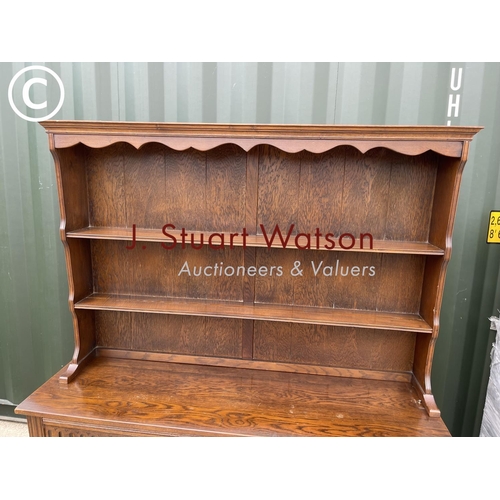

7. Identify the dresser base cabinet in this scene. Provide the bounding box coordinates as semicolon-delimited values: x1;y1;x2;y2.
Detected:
16;122;482;436
21;355;450;437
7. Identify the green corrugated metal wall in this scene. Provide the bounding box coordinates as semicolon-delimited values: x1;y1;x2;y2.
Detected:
1;62;499;435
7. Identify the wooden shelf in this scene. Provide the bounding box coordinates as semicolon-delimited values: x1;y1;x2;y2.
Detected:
66;226;445;255
15;356;451;437
18;122;481;435
75;293;432;333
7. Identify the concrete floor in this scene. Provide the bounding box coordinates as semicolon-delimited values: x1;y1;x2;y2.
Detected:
0;419;29;437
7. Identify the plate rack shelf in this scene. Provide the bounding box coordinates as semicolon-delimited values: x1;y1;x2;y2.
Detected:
16;122;481;436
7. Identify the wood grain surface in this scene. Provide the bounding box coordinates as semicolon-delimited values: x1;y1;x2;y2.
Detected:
42;121;481;158
67;226;445;255
75;293;432;333
17;356;450;437
16;122;481;433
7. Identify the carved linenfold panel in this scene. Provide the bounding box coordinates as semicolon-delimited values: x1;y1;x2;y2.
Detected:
44;426;113;437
